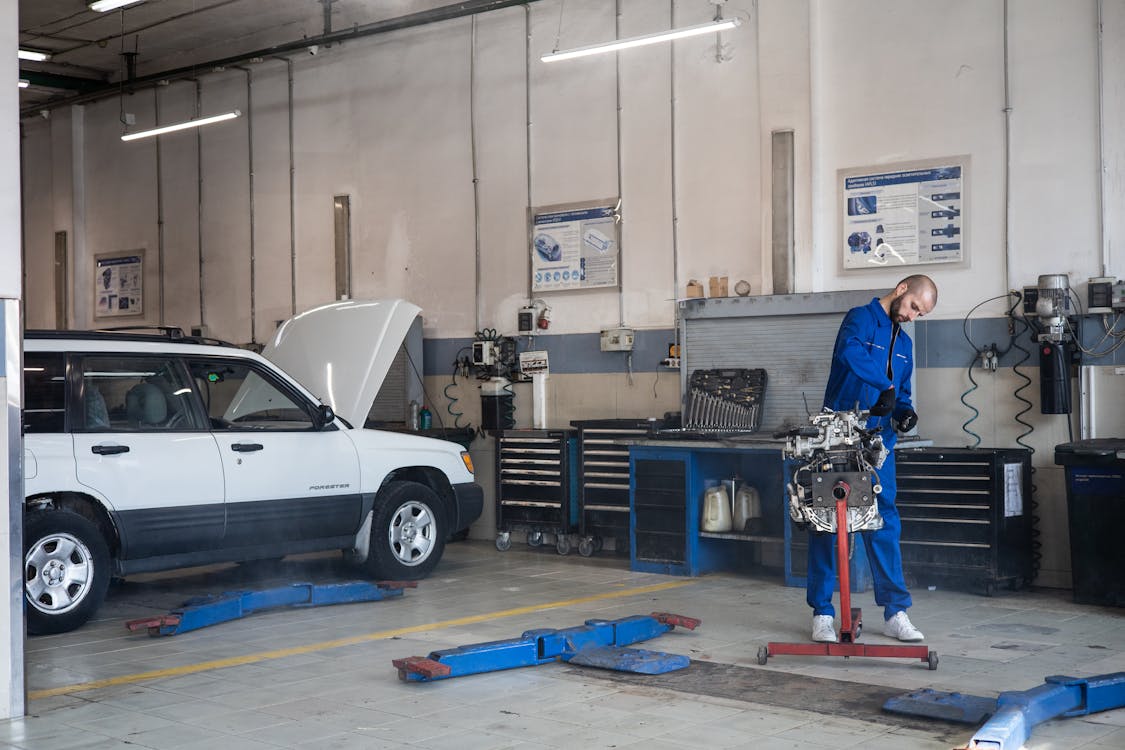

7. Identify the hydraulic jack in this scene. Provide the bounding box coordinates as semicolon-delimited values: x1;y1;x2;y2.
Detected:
393;612;700;682
758;479;937;669
125;580;415;636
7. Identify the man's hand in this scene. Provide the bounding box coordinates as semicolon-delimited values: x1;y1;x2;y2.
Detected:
869;387;896;416
896;409;918;433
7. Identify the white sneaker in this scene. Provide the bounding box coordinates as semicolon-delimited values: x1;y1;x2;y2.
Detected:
811;615;837;643
883;611;924;641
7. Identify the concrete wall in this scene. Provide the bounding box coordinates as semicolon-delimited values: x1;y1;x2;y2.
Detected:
19;0;1125;585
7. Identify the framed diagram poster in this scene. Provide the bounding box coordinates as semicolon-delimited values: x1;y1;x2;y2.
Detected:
839;156;968;270
94;251;144;317
530;199;620;292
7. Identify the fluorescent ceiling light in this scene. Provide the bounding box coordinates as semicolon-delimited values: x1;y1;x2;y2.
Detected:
541;17;741;63
18;49;51;62
18;79;29;89
121;110;241;141
89;0;146;12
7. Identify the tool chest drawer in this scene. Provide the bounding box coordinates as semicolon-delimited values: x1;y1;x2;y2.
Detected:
494;429;577;553
571;419;654;555
895;447;1033;595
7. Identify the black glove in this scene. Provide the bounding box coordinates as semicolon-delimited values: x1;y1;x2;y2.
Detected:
869;387;896;417
896;409;918;433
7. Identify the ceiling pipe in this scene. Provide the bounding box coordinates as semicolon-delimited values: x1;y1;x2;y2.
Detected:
22;0;547;118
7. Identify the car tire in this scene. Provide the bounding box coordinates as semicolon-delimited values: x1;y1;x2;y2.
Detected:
24;510;111;635
364;481;446;580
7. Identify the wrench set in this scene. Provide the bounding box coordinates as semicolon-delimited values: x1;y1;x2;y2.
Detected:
683;368;767;432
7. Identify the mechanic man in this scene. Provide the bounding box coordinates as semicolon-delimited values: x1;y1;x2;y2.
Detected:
809;274;938;644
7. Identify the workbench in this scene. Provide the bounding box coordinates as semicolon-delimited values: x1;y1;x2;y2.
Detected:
628;438;872;590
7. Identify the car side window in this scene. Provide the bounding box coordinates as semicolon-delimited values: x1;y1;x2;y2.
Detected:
24;352;67;433
188;358;315;431
77;355;204;432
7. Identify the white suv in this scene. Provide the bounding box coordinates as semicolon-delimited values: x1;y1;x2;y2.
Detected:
22;300;481;634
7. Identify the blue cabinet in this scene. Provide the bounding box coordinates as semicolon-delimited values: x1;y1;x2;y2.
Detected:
628;440;872;593
628;441;786;577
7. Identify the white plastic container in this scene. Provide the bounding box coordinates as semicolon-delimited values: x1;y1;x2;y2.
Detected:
701;485;733;532
733;485;762;533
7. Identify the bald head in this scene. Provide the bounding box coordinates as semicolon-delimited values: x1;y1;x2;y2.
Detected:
882;274;937;323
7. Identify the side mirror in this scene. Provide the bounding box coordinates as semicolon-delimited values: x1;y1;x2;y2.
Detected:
314;404;335;429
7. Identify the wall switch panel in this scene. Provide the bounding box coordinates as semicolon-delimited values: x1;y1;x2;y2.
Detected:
600;327;635;352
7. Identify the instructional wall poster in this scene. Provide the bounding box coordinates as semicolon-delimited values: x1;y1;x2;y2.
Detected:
95;252;144;317
530;199;620;292
840;157;968;270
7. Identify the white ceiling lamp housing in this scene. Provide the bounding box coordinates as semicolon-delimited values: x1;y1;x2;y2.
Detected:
121;110;241;142
18;49;51;62
541;17;741;63
89;0;146;12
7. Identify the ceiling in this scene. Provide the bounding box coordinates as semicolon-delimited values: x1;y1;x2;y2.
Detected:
16;0;524;112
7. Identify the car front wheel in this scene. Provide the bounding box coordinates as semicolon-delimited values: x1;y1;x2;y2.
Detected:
24;510;111;635
364;481;446;580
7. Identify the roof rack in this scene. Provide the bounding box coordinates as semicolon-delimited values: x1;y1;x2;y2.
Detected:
24;328;238;348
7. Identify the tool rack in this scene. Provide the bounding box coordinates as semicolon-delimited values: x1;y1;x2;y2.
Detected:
570;419;653;557
494;428;578;555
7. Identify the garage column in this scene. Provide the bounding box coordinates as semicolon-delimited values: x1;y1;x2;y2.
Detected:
1;0;26;721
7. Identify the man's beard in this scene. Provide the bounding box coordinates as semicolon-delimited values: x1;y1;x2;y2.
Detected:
889;296;903;322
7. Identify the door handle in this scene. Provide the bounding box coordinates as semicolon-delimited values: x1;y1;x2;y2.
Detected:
91;444;130;455
231;443;264;453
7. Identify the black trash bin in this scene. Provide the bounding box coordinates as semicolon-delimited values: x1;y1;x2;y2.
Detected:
1054;439;1125;607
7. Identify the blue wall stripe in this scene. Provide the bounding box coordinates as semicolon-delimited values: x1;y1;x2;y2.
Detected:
421;315;1125;376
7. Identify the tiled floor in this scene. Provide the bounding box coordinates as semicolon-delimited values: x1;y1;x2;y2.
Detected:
5;541;1125;749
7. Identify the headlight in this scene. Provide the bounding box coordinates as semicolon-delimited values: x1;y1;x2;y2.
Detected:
460;451;474;475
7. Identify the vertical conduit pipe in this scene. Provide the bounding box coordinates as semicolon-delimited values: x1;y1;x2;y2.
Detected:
615;0;625;328
154;87;165;324
1096;0;1108;276
240;66;257;344
669;0;680;303
470;15;483;332
196;79;205;331
525;4;534;301
1002;0;1012;295
670;0;684;396
286;58;296;316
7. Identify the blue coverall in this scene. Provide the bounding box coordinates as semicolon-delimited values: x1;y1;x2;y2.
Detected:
807;297;914;621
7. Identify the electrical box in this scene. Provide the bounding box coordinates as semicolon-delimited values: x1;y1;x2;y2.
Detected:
1113;281;1125;311
472;340;496;366
1088;276;1115;314
600;327;634;352
1021;286;1039;316
517;306;536;335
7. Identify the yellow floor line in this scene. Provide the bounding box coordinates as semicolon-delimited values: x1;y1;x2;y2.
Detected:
30;579;695;700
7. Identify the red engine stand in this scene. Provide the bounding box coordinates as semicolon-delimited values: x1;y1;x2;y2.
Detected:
758;479;937;670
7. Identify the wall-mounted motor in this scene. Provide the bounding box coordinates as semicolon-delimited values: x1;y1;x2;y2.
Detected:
1031;274;1075;414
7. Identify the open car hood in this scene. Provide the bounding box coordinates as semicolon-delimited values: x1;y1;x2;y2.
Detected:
262;299;421;427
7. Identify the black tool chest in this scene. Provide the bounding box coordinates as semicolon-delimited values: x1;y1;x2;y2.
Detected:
570;419;653;556
494;429;578;555
895;447;1033;595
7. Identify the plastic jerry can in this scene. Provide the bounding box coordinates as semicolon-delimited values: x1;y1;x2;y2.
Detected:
701;485;733;532
733;485;762;533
